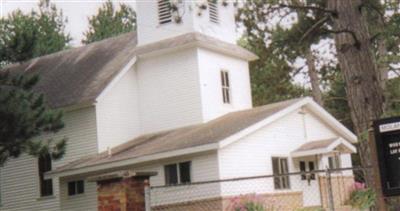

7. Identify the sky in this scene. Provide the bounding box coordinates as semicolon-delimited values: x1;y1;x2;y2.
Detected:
1;0;137;46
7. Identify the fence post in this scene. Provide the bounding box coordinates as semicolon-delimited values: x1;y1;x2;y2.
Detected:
145;180;151;211
326;168;335;211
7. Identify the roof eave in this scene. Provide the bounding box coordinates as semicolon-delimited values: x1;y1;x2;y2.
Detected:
45;143;219;179
136;37;258;61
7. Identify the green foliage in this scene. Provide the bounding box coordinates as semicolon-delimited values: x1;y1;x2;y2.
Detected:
323;71;353;130
82;0;136;44
228;194;277;211
0;0;70;64
236;1;312;106
240;38;307;106
0;71;66;164
383;77;400;117
296;207;325;211
237;201;266;211
348;188;376;210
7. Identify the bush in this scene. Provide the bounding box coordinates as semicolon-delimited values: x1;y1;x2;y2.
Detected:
226;194;277;211
348;182;376;210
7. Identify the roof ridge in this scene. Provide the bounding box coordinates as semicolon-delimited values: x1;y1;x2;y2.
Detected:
2;32;137;71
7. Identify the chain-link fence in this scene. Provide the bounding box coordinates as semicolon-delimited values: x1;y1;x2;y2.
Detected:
147;167;370;211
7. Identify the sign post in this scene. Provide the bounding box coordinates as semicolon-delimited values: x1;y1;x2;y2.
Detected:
373;117;400;197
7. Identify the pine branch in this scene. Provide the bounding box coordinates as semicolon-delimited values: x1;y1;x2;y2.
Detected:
299;16;330;42
278;3;338;17
358;2;385;24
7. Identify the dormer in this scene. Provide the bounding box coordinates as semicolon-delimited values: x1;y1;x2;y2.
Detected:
136;0;237;46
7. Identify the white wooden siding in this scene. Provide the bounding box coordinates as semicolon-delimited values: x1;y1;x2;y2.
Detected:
136;48;203;134
96;66;141;152
137;152;220;206
59;178;97;211
217;108;349;199
197;48;252;122
304;108;339;141
0;107;98;211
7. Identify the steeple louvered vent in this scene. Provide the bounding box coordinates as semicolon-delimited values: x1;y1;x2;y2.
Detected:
208;0;219;23
158;0;172;24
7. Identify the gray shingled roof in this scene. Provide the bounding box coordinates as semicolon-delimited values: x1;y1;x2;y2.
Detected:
54;98;304;173
2;32;257;109
2;32;137;108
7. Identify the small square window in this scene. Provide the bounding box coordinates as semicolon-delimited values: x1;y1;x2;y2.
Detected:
164;161;192;185
328;154;341;169
68;180;84;196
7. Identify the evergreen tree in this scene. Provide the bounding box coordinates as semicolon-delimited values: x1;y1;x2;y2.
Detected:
0;0;71;65
239;38;307;106
82;0;136;44
0;0;69;163
0;71;66;164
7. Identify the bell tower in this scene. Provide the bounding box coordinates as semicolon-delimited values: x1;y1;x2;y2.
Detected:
136;0;237;45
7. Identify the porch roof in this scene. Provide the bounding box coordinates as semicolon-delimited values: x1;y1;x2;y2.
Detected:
290;137;357;158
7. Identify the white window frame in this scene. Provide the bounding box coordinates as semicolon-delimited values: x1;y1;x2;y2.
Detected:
164;161;192;185
67;180;85;196
220;70;231;104
328;153;341;169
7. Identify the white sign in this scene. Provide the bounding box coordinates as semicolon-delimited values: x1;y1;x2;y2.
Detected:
380;122;400;133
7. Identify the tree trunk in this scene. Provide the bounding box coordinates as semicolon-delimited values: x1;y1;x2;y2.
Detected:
327;0;384;193
305;49;324;106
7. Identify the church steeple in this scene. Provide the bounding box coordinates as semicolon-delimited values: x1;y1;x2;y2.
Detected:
136;0;237;46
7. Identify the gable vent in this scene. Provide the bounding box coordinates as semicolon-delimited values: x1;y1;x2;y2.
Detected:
158;0;172;24
208;0;219;23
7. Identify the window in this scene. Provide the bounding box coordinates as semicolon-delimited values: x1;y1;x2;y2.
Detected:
220;70;231;104
68;180;84;196
179;161;191;183
208;0;219;23
158;0;172;24
300;161;306;180
309;161;315;180
165;163;178;185
38;153;53;197
164;161;191;185
272;157;290;189
299;161;316;180
328;154;341;169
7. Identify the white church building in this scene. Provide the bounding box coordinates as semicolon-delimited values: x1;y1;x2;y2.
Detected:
1;1;358;210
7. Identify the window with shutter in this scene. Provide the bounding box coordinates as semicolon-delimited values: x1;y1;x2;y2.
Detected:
164;161;192;185
68;180;85;196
